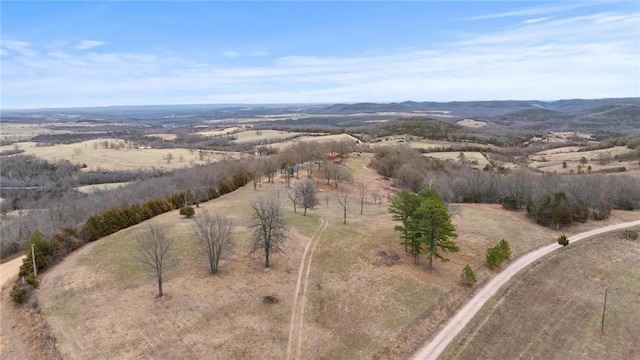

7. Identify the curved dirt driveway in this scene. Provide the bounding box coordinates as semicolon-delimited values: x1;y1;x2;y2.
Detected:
0;256;25;289
411;219;640;360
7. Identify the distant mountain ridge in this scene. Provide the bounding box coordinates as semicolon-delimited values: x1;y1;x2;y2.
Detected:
2;98;638;133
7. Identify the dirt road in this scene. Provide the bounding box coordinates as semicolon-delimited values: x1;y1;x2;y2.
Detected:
286;217;328;360
410;219;640;360
0;256;25;289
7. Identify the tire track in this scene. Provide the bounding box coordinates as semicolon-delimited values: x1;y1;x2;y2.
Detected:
286;217;329;360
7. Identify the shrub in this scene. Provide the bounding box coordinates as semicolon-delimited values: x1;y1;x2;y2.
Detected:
623;229;639;240
558;234;569;246
616;198;635;211
207;188;220;200
25;273;38;287
21;230;53;276
486;239;512;269
218;179;236;195
10;283;27;304
499;196;518;210
485;246;504;269
179;206;195;218
591;202;611;220
460;264;477;286
498;239;512;259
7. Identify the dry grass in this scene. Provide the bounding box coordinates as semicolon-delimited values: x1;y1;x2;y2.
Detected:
424;151;491;168
231;129;302;144
265;133;360;151
30;157;640;360
195;127;239;137
444;228;640;360
372;138;496;151
0;123;71;140
75;182;130;194
456;119;487;128
529;145;640;174
3;139;245;171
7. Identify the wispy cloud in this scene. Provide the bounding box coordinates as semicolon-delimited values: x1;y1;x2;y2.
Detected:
465;3;590;21
2;10;638;108
2;40;38;57
222;49;269;57
76;40;105;50
523;17;552;24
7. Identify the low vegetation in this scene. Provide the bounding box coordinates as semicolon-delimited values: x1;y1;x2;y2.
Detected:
445;232;640;359
3;99;639;359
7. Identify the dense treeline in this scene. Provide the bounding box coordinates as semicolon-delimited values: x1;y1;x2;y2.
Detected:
370;145;640;229
0;158;251;261
0;141;353;259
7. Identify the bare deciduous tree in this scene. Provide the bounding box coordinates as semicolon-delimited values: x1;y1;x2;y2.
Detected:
332;165;352;189
193;210;235;274
287;187;301;213
136;225;174;297
249;195;287;268
337;188;350;225
296;179;318;216
356;182;369;215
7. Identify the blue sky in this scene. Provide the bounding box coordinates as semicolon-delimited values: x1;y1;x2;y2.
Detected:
1;1;639;109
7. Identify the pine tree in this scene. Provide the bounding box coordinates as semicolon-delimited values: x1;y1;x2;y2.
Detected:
460;264;477;286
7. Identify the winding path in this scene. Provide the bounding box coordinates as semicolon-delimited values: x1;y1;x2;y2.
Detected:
0;256;25;288
286;217;329;360
410;219;640;360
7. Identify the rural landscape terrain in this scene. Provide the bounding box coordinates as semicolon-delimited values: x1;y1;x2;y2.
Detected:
1;98;639;359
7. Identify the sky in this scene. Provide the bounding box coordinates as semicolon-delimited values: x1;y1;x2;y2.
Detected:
1;1;639;109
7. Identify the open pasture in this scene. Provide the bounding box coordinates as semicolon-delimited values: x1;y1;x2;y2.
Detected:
444;229;640;360
456;119;487;128
231;129;303;144
2;139;244;171
423;151;491;168
0;123;72;141
529;145;640;174
195;127;240;137
74;182;131;194
8;152;639;360
373;138;497;151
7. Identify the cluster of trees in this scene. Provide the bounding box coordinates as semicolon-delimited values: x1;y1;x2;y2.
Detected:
389;188;459;270
9;169;252;304
287;179;319;215
371;144;639;229
1;158;254;261
485;239;512;268
136;193;287;298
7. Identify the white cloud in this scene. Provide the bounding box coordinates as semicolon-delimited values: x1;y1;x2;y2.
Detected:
2;40;37;57
2;10;639;108
76;40;105;50
222;49;269;57
523;17;552;24
465;3;590;21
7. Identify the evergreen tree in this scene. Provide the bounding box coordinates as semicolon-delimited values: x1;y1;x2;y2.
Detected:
413;189;459;270
460;264;477;286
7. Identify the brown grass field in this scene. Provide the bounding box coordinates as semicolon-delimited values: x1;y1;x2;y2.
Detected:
443;227;640;360
3;153;638;360
74;182;131;194
230;129;303;144
423;151;491;169
529;145;640;174
1;139;245;171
